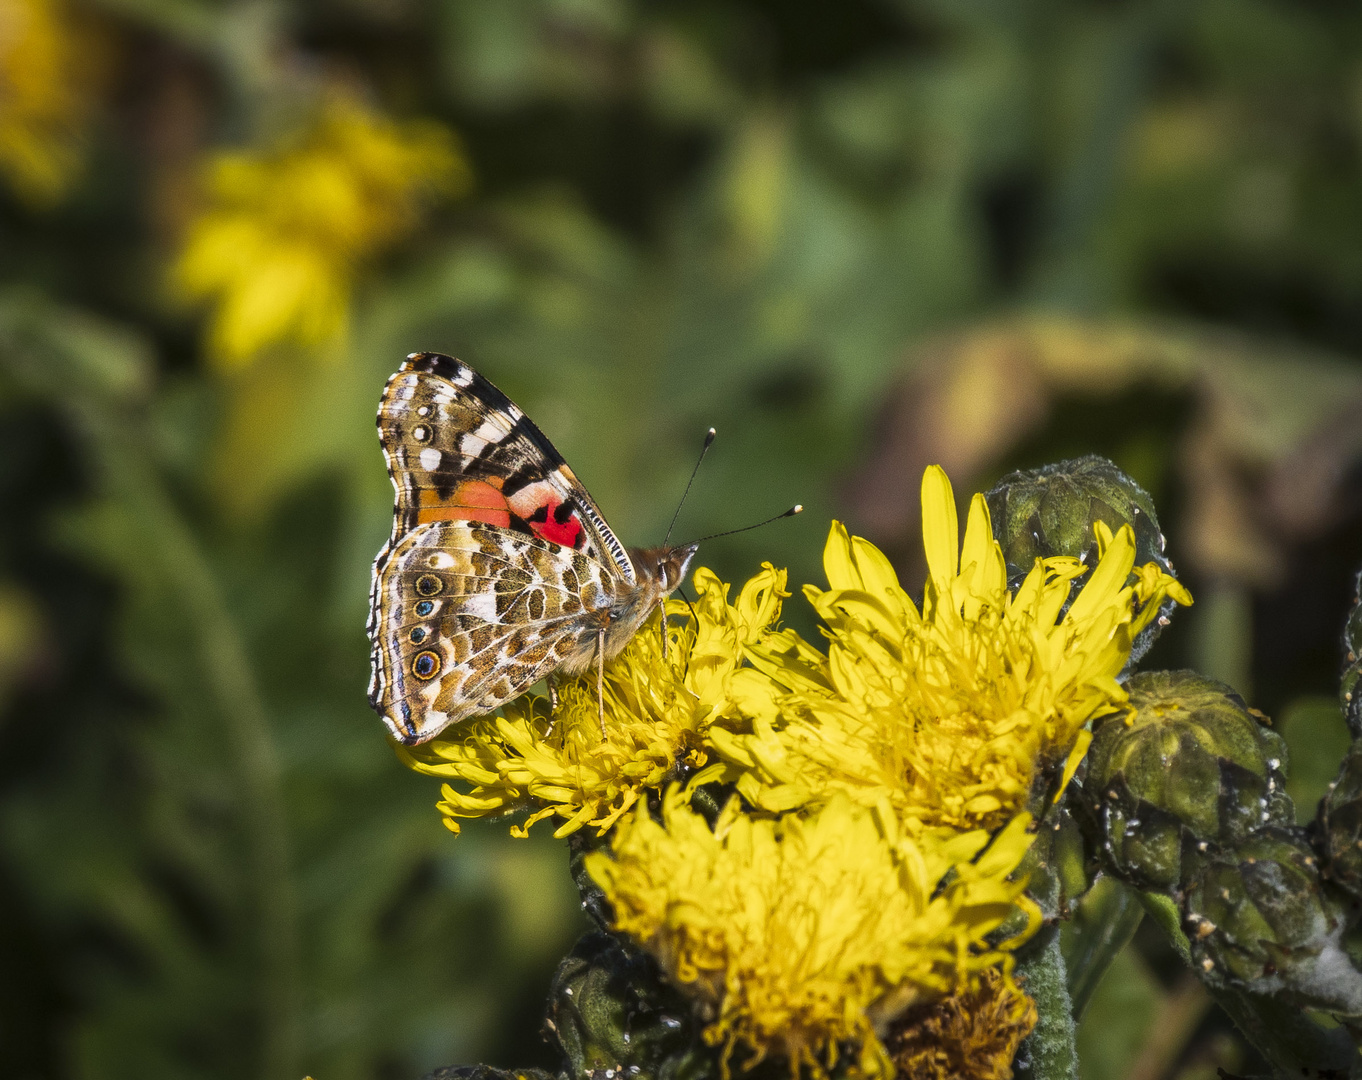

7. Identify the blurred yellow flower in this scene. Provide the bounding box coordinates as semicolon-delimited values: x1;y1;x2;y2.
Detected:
173;96;470;367
0;0;89;204
709;466;1193;833
586;788;1038;1080
398;566;786;837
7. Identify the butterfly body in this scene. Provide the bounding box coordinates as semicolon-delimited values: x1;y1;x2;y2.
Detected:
367;353;697;745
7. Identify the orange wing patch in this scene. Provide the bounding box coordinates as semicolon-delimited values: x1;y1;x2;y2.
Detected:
416;479;512;527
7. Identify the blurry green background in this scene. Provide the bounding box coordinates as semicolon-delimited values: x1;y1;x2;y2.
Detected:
3;1;1362;1079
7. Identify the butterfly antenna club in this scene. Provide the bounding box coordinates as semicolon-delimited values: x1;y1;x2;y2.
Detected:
663;427;717;546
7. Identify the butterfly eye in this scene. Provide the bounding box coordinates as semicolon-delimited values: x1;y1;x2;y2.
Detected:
414;600;434;616
412;651;441;679
409;627;428;644
415;574;444;597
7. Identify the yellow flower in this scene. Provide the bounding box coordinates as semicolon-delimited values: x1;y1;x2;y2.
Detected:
173;95;470;367
0;0;89;204
586;788;1039;1080
398;565;786;837
709;466;1193;833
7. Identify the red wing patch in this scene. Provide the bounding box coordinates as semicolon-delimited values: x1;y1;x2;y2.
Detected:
526;498;583;548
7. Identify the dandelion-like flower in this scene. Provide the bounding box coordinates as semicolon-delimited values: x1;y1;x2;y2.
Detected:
708;466;1193;833
586;788;1039;1080
173;95;470;367
0;0;89;204
399;565;787;836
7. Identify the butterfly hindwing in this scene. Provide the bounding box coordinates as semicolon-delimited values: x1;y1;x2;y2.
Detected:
377;353;635;584
369;518;615;744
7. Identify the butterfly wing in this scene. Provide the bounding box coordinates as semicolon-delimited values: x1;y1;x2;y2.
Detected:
375;352;635;583
368;518;616;744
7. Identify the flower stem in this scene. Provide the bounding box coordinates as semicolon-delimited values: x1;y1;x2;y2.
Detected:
1014;933;1078;1080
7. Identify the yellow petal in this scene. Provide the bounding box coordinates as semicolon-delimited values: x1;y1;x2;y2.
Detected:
920;465;960;592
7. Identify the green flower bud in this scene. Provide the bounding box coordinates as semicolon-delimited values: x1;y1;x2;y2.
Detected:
546;933;713;1080
1181;826;1362;1014
986;455;1171;579
1081;671;1294;891
1315;742;1362;902
985;456;1180;663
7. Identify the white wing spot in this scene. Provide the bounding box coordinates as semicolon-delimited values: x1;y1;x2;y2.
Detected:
451;366;474;387
420;448;442;471
462;592;500;623
417;406;429;417
474;416;509;440
459;415;511;459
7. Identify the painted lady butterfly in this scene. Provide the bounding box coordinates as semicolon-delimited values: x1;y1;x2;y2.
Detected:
367;353;698;745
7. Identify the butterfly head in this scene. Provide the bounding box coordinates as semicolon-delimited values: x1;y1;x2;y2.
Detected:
632;543;699;596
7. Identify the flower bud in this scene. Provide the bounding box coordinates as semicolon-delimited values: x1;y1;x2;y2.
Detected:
545;932;707;1079
1081;671;1293;891
986;456;1179;662
1315;742;1362;902
986;456;1171;580
1181;826;1362;1014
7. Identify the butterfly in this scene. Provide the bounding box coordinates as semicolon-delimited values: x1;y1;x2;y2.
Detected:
367;353;698;745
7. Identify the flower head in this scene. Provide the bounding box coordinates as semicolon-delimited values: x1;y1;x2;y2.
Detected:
709;466;1193;833
586;788;1038;1079
0;0;91;204
174;95;470;366
399;566;785;837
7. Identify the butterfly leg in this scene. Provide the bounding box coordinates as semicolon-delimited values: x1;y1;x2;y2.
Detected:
596;628;606;739
543;676;559;738
659;601;669;661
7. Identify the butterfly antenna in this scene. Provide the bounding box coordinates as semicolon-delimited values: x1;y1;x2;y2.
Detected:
684;505;803;546
663;427;717;546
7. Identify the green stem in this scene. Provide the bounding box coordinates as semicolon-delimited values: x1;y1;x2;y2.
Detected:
1015;932;1079;1080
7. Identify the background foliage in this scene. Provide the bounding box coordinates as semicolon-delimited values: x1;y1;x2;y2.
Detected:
2;1;1362;1079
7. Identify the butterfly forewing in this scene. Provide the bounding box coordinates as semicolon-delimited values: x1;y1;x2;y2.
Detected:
376;353;635;583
